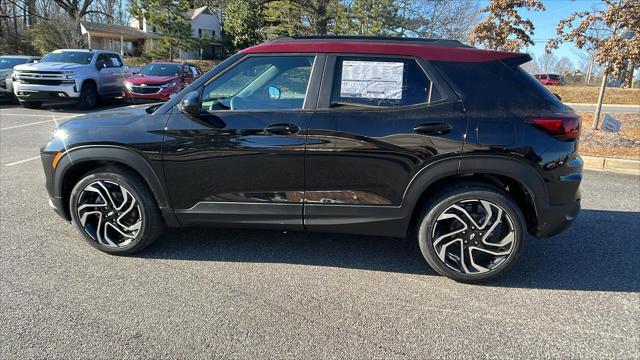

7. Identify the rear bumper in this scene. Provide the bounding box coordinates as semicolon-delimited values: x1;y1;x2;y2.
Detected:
535;196;580;238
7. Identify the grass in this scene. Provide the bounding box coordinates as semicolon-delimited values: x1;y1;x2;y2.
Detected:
546;85;640;105
577;111;640;160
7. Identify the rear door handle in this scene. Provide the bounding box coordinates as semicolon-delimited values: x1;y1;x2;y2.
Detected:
265;123;300;135
414;123;452;136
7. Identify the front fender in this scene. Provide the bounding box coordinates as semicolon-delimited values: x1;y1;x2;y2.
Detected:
52;145;178;226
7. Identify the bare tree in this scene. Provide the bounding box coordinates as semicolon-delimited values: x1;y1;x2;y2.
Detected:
537;51;558;73
547;0;640;129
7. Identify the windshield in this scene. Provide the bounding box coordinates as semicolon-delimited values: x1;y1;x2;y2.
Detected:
41;51;94;65
139;64;180;76
0;57;29;69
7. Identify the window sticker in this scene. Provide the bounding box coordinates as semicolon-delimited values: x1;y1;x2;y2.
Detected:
340;61;404;100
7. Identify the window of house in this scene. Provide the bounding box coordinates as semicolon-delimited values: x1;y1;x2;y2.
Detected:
200;56;315;112
330;56;440;108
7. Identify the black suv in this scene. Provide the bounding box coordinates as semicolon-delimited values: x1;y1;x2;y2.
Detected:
42;37;582;282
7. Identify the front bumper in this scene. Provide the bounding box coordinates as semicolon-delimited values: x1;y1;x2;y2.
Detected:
124;87;176;102
13;82;80;101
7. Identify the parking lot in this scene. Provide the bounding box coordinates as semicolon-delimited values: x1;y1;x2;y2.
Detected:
1;100;638;358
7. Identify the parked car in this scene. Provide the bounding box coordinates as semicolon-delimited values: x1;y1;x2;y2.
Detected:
534;73;564;86
41;36;582;283
124;61;201;102
0;55;40;103
12;49;130;109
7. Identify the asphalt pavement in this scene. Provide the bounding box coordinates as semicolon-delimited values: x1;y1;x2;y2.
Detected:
1;100;639;359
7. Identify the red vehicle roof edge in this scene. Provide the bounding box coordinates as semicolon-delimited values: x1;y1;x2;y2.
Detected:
241;41;525;63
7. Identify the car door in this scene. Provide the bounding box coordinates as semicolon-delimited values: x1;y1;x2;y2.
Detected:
95;54;114;94
303;54;467;236
163;54;324;229
108;54;127;94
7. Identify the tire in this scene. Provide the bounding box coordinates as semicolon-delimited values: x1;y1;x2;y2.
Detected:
78;82;97;110
416;183;526;283
22;101;42;109
69;166;164;254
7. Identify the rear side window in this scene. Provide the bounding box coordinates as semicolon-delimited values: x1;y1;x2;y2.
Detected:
330;56;440;108
108;54;123;67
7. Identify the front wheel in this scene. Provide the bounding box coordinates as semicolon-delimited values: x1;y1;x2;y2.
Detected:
69;166;164;254
417;183;526;283
78;83;97;110
22;101;42;109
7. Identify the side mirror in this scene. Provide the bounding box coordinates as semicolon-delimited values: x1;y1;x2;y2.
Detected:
179;90;201;116
268;85;281;100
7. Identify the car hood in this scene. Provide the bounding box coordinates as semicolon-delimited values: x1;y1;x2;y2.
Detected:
126;74;179;85
14;62;87;72
61;103;158;129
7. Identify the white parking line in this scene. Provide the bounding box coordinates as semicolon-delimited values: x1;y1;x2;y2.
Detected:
3;156;40;167
0;116;74;131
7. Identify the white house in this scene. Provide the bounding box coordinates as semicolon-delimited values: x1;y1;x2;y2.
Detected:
81;6;223;59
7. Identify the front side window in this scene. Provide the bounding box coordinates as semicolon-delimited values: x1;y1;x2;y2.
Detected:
201;55;315;112
330;56;438;108
42;51;94;65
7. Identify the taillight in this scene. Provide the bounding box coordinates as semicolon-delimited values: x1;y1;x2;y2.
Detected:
529;116;581;140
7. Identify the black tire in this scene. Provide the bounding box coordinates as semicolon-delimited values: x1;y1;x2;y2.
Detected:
69;166;164;254
9;93;20;105
78;82;98;110
416;183;526;283
22;101;42;109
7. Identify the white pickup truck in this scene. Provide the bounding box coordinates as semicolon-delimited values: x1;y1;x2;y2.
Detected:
12;49;131;109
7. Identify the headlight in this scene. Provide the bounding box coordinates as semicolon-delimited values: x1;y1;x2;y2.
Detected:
51;128;68;141
63;71;77;79
160;82;176;89
124;81;133;89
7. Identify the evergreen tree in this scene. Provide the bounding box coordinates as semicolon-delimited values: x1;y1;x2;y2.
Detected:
130;0;195;60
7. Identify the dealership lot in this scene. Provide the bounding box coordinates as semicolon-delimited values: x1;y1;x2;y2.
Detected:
1;102;638;359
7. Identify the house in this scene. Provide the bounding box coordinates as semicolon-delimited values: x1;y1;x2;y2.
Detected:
80;6;223;59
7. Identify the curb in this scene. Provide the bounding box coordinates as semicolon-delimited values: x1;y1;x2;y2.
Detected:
565;103;640;108
582;155;640;175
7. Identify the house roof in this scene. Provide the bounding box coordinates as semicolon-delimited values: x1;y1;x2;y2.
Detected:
242;36;528;63
80;21;159;39
186;6;213;19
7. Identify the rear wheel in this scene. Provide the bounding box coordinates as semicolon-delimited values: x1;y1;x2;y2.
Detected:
417;183;526;283
22;101;42;109
69;166;164;254
78;82;97;110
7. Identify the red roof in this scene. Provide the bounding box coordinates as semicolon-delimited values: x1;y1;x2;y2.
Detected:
241;40;523;63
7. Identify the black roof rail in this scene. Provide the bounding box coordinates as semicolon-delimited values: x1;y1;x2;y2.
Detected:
269;35;470;48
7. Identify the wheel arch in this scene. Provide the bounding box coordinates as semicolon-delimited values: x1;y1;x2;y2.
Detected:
54;146;179;226
403;155;545;237
79;78;98;92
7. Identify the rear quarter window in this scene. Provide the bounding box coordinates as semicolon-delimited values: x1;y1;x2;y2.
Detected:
330;56;441;108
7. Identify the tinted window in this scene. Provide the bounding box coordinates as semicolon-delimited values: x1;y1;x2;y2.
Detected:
201;56;315;112
331;57;436;108
0;57;28;69
549;74;561;80
42;51;94;65
140;64;181;76
96;54;110;68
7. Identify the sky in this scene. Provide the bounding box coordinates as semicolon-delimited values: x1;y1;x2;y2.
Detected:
479;0;604;68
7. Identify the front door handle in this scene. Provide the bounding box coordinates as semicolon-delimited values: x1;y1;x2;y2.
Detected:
414;123;452;136
265;123;300;135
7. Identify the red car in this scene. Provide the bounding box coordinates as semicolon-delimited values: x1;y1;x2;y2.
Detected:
534;73;564;86
124;61;201;102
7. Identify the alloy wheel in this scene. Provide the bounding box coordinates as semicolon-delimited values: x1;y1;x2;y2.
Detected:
431;199;516;275
76;180;142;248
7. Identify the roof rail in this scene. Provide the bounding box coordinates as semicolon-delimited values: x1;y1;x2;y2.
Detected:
269;35;468;48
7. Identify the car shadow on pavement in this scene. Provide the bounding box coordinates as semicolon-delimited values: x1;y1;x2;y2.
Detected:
140;209;639;293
